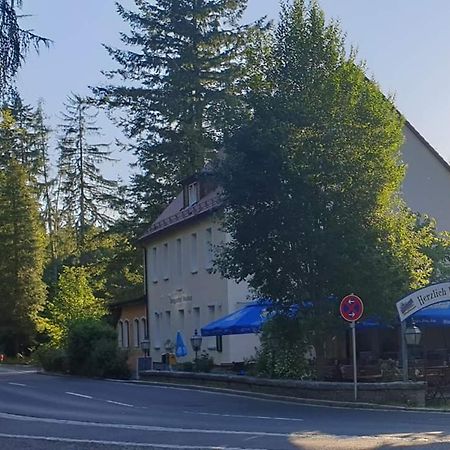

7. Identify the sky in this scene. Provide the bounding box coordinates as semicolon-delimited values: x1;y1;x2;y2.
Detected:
15;0;450;180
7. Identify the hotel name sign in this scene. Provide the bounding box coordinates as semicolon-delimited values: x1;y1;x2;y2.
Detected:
396;282;450;322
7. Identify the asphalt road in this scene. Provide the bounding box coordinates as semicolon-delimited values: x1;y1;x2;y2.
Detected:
2;366;450;449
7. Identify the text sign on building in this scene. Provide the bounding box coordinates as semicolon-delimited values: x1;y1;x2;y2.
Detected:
340;294;364;322
396;282;450;322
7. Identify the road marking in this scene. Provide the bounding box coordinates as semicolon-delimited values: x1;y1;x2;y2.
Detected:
65;392;93;399
8;382;27;387
0;433;270;449
187;411;304;422
0;411;290;437
0;370;37;375
106;400;134;407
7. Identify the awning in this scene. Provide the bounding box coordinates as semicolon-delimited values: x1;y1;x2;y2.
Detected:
201;302;269;336
411;301;450;327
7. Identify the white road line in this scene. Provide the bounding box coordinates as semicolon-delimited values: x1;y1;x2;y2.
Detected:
0;433;270;449
0;370;37;375
106;400;134;407
8;382;27;387
0;411;290;437
189;411;304;422
65;392;93;399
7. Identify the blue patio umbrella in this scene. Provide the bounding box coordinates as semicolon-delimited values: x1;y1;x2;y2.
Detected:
175;330;188;357
201;302;271;336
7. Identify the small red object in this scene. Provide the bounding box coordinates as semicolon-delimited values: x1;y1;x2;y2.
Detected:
340;294;364;322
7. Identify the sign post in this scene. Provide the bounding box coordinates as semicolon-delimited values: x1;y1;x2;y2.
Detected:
340;294;364;401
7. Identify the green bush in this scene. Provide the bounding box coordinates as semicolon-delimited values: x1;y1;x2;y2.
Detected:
256;315;314;380
34;345;68;372
66;318;130;379
195;351;214;373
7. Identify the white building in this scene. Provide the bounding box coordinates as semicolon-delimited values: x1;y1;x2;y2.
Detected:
139;122;450;365
139;174;258;364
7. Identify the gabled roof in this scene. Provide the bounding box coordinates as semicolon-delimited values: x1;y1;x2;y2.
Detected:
404;120;450;175
138;187;221;244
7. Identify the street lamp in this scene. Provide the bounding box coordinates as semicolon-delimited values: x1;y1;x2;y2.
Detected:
190;329;202;367
405;325;422;346
140;338;150;357
405;324;422;379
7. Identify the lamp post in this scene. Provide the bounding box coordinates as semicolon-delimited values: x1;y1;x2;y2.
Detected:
404;324;422;380
190;329;202;369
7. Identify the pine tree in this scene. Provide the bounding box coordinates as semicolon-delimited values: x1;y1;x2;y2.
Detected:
56;94;119;249
95;0;265;227
0;159;46;355
0;0;50;100
0;97;48;183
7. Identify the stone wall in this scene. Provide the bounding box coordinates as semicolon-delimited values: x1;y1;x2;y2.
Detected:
140;370;426;407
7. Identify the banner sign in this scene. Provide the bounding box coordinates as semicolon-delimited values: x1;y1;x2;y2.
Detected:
396;282;450;322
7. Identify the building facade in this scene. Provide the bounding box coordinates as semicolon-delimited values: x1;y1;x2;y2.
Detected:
139;122;450;365
139;177;258;365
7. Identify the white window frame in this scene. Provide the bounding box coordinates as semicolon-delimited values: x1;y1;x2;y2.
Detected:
188;182;199;206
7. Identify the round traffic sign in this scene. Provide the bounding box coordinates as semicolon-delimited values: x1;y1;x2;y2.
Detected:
340;294;364;322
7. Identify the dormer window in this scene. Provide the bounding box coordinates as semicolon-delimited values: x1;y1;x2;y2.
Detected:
188;182;199;206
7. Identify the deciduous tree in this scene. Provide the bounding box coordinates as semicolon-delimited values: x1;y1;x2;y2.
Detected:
216;0;434;363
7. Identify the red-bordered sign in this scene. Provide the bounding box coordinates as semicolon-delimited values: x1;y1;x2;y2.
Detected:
340;294;364;322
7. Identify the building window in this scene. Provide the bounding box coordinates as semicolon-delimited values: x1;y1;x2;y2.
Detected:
193;306;200;329
154;313;161;349
165;310;171;335
176;238;182;278
188;182;199;206
208;305;215;322
178;309;185;329
163;242;169;280
124;320;130;348
134;319;140;347
205;227;213;270
191;233;198;273
207;306;216;351
118;321;124;347
141;317;147;341
216;335;223;353
151;246;158;283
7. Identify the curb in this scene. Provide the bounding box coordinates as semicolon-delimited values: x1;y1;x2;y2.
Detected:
106;377;450;414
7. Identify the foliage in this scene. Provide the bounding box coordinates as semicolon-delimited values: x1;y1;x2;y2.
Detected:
255;314;314;379
56;94;119;248
416;215;450;283
216;0;433;329
95;0;267;227
0;159;46;355
36;266;107;347
34;344;68;373
195;350;214;373
0;0;50;100
79;228;144;303
66;318;130;378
